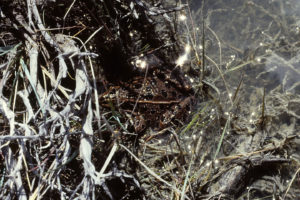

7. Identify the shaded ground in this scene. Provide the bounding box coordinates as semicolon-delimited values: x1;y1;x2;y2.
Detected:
0;0;299;199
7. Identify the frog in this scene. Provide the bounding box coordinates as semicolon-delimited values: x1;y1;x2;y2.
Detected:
99;63;195;133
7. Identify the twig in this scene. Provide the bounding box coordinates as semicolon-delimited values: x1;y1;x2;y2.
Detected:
120;144;191;200
283;166;300;199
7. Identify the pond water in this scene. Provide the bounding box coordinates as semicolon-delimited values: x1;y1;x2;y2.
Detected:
174;0;300;198
187;1;299;89
179;0;300;129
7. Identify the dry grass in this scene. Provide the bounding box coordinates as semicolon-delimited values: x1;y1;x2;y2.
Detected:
0;0;299;199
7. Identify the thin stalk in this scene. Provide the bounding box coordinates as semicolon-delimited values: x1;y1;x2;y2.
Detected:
200;0;205;88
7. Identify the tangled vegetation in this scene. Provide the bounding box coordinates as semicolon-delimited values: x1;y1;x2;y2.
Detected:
0;0;299;199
